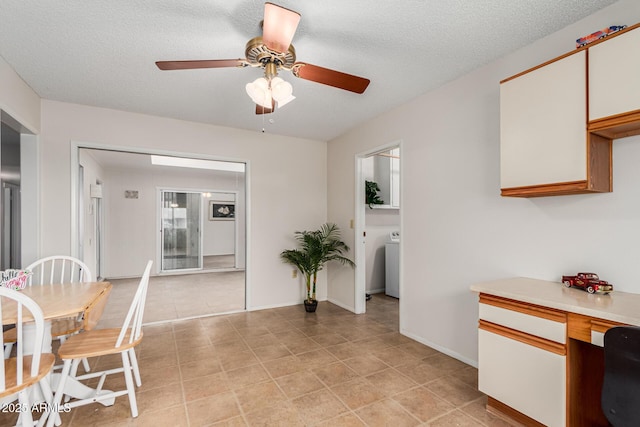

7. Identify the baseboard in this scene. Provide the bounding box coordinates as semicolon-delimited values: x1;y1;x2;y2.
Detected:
487;397;546;427
401;329;478;368
326;298;356;313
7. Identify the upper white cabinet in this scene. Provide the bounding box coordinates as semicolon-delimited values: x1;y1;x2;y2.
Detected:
498;25;640;197
500;52;587;192
589;27;640;121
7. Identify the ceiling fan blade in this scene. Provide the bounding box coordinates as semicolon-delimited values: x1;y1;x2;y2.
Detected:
292;62;370;94
155;59;245;70
262;2;301;53
255;100;275;115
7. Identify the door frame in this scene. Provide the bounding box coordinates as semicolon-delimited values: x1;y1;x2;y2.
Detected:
353;140;402;314
70;141;251;308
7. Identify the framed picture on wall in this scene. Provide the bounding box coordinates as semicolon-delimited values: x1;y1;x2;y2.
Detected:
209;201;235;220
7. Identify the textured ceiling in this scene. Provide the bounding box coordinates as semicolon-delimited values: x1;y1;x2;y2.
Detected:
0;0;618;141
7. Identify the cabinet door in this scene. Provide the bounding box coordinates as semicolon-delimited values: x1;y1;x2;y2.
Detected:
500;51;586;189
479;329;566;427
589;28;640;121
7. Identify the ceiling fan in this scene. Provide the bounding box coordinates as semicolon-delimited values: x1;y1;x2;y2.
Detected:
155;2;370;115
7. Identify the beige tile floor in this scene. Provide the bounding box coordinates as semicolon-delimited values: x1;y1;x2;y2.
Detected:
2;295;522;427
100;271;246;327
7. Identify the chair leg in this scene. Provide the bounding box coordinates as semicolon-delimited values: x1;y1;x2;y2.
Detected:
36;377;59;427
4;342;13;359
46;360;72;427
17;389;34;427
81;357;91;373
128;348;142;387
64;358;83;403
121;351;138;418
69;358;81;378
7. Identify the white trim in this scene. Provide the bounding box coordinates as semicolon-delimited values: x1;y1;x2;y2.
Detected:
0;104;39;136
354;156;366;314
401;328;478;368
327;297;355;313
248;299;326;312
71;145;79;259
20;133;40;265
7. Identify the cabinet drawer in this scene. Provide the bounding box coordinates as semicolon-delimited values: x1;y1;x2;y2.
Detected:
567;312;625;346
479;301;566;344
479;329;566;427
591;319;624;347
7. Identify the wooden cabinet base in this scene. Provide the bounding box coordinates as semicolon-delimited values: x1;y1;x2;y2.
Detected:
589;109;640;140
567;339;609;427
501;180;605;197
486;397;546;427
501;133;612;197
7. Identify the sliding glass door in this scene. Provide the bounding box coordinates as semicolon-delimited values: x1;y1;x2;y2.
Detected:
161;190;202;271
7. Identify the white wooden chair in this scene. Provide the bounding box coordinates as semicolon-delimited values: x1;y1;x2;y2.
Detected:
25;256;93;287
46;261;152;425
4;256;93;372
0;287;56;427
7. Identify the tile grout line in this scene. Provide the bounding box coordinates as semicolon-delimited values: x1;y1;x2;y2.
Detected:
172;322;192;427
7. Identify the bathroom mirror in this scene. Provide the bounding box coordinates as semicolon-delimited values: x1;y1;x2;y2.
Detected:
363;147;400;209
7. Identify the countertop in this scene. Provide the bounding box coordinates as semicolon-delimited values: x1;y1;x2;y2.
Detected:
471;277;640;326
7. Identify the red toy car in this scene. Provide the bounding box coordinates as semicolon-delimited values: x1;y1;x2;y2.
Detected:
576;25;627;48
562;273;613;294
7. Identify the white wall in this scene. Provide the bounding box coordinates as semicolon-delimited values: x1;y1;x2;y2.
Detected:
39;100;327;309
327;0;640;365
0;56;40;134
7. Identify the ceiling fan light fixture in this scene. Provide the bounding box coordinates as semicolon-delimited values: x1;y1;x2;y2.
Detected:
246;75;295;109
271;77;295;107
246;77;273;108
276;94;295;108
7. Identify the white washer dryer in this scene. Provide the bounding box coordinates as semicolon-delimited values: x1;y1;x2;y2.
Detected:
385;231;400;298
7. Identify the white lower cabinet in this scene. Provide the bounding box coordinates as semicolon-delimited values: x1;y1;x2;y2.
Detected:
479;329;566;427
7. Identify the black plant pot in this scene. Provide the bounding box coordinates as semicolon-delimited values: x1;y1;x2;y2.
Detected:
304;299;318;313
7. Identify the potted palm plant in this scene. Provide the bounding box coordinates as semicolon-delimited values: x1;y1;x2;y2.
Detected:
280;223;355;312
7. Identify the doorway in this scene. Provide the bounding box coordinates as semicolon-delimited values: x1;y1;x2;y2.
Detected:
72;145;248;322
1;182;20;269
1;122;21;269
354;142;402;315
